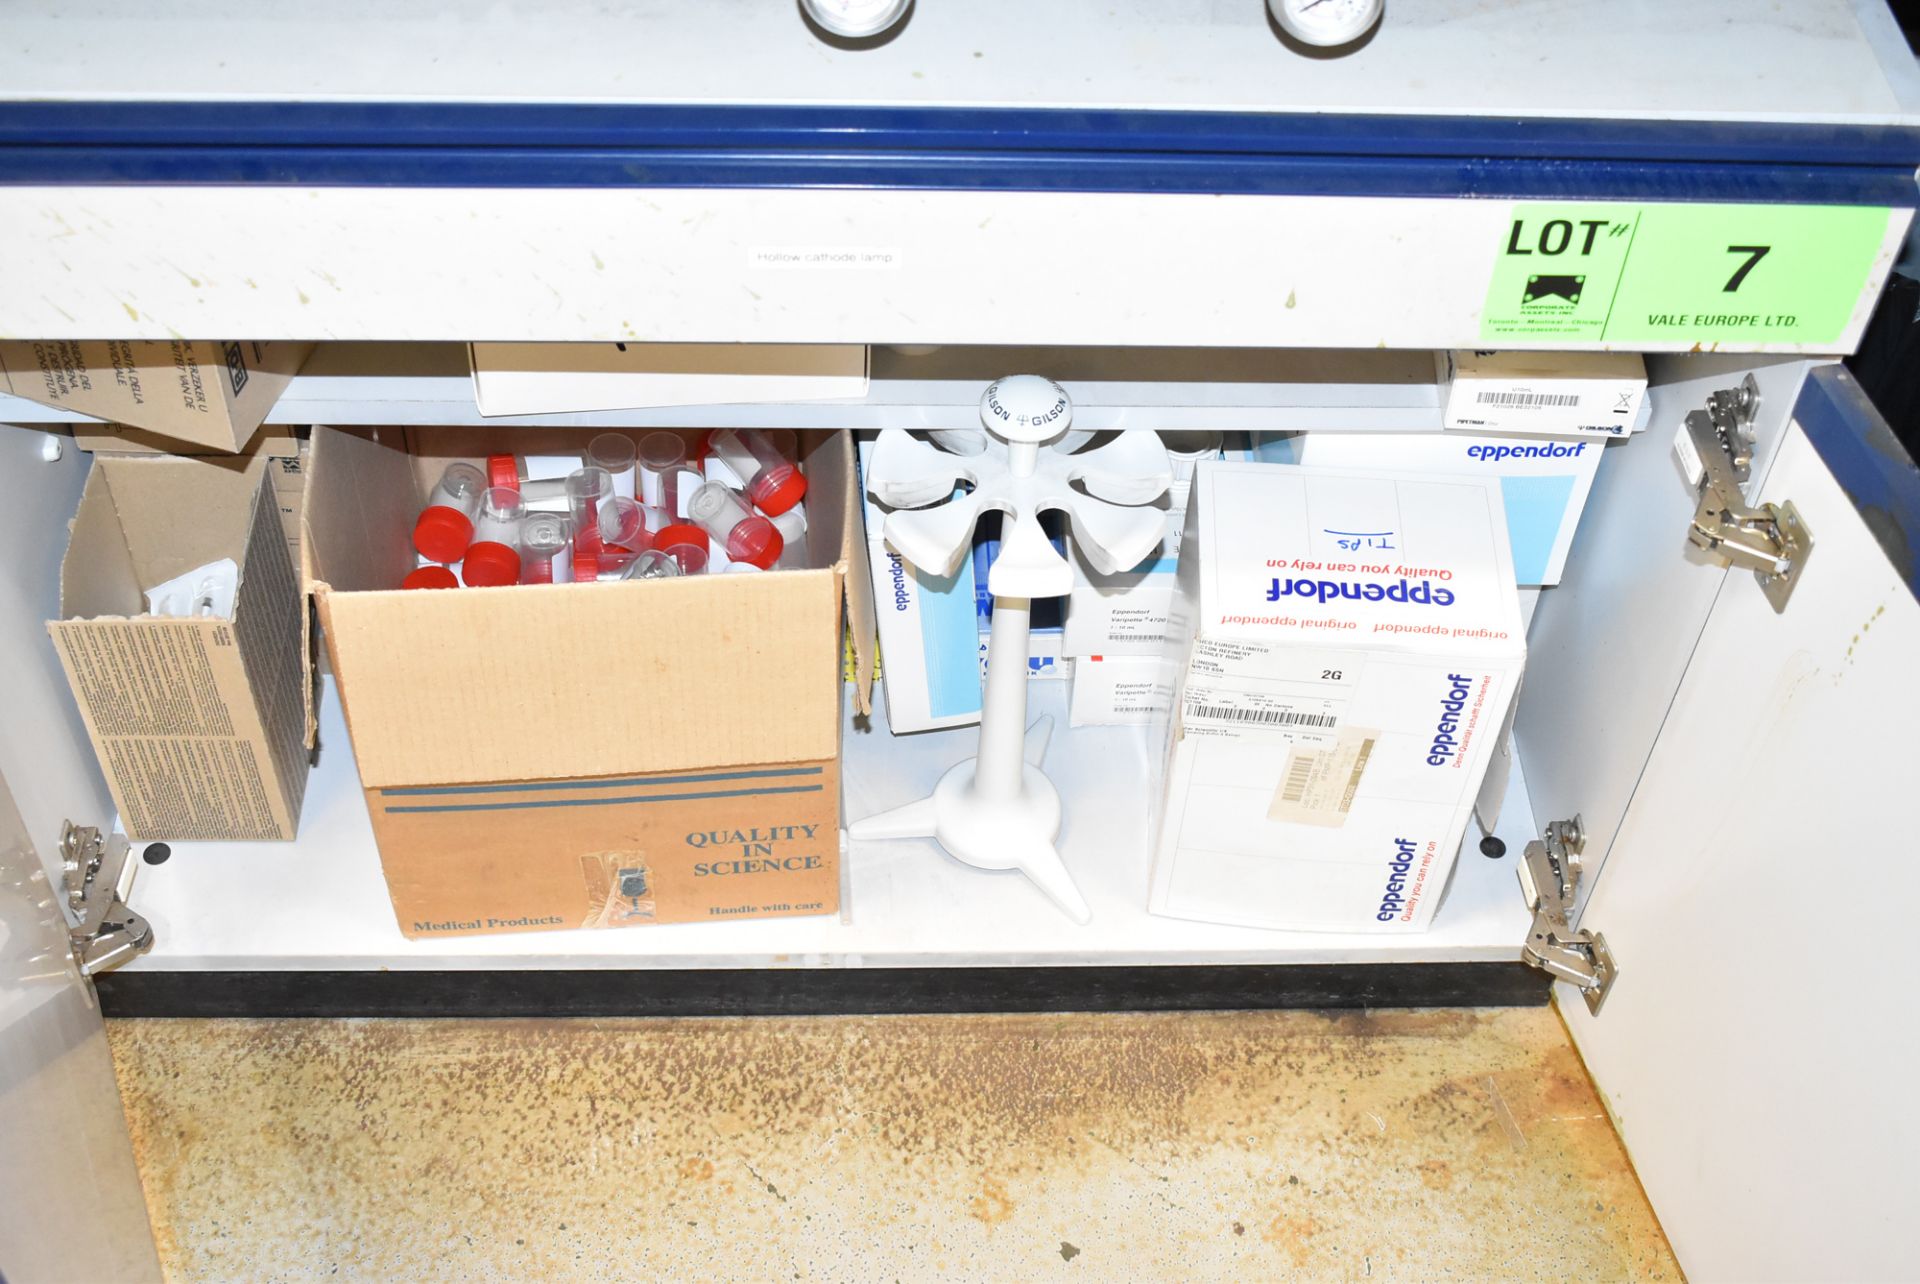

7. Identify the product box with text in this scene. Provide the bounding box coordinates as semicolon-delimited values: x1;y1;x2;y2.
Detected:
0;340;312;453
49;455;311;842
1070;653;1164;727
305;425;871;937
858;437;983;734
1440;350;1646;438
1150;463;1525;933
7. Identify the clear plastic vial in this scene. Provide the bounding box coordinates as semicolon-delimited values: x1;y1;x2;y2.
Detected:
709;429;807;516
413;462;487;563
688;481;784;569
657;541;710;576
519;511;572;585
598;496;649;552
463;486;525;587
588;434;639;501
769;505;808;570
637;433;688;510
650;464;711;558
566;466;614;555
612;549;682;581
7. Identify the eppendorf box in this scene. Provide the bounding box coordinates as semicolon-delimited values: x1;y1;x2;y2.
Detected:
0;340;312;453
1149;462;1525;933
49;455;311;841
304;425;871;939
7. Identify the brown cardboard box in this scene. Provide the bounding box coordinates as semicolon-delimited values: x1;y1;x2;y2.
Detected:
0;340;313;453
304;425;875;938
48;455;311;842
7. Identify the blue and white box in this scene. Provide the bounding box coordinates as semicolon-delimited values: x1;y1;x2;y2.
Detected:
859;439;984;734
1150;462;1525;933
1292;432;1604;586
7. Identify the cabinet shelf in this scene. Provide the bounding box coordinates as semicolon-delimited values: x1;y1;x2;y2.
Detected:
122;676;1535;973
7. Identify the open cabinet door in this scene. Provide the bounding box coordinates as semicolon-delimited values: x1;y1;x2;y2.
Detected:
0;761;162;1282
0;423;161;1280
1559;366;1918;1281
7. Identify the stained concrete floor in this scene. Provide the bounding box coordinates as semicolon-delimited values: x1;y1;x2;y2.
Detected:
106;1008;1676;1282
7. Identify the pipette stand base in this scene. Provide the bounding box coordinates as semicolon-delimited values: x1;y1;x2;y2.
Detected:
849;716;1090;924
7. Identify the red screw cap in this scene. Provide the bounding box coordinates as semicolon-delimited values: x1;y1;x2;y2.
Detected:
462;541;523;588
413;506;474;564
402;565;460;590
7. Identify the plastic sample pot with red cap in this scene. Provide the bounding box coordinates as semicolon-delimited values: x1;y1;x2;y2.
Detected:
462;487;526;587
710;428;807;516
414;462;487;563
688;481;783;569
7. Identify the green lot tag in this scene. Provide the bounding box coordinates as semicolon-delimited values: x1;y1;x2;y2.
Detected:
1480;205;1638;343
1480;203;1894;347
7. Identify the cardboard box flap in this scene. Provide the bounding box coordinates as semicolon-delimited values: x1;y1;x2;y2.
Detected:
59;467;144;622
320;570;844;787
302;426;418;595
233;479;313;820
88;455;262;597
802;428;874;715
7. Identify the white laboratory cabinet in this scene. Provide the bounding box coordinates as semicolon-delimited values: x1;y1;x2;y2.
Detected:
3;0;1920;1279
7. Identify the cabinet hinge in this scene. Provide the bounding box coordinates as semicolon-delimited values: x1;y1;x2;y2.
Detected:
1518;815;1617;1015
60;821;152;977
1677;373;1812;613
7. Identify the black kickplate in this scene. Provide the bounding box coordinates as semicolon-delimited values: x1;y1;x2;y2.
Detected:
97;962;1548;1018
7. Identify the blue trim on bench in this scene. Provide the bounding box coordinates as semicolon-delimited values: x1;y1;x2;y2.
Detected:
1;103;1916;202
1795;364;1920;603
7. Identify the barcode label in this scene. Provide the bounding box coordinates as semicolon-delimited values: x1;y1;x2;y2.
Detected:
1280;753;1317;802
1268;728;1379;828
1184;704;1337;729
1476;390;1579;408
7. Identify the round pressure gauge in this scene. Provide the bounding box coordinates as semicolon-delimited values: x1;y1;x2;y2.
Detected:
802;0;912;40
1268;0;1382;48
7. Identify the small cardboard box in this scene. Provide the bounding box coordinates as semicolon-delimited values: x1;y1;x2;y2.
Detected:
1440;350;1646;438
1149;462;1525;933
48;456;311;842
304;425;874;938
470;342;869;417
0;341;312;453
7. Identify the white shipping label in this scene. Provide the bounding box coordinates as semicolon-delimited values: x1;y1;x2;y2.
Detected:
1180;640;1364;744
1267;727;1380;828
